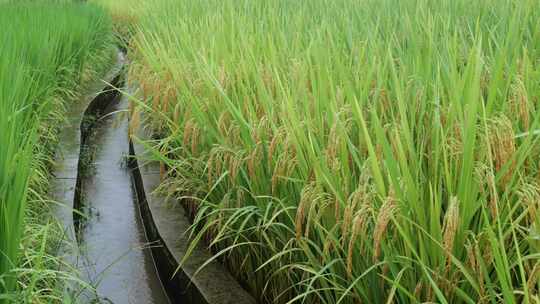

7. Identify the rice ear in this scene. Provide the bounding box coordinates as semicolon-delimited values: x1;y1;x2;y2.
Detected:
442;197;459;268
341;204;353;246
295;184;314;240
347;207;369;277
129;105;141;138
334;196;341;221
183;119;193;148
527;262;540;292
373;194;397;262
488;116;516;187
190;123;200;154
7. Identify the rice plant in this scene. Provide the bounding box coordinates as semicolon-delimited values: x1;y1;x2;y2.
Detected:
0;2;113;302
122;0;540;302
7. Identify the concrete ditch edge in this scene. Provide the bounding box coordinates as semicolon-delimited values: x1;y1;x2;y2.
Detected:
72;66;125;230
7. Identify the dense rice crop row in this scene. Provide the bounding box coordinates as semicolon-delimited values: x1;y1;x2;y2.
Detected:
0;2;113;302
123;0;540;302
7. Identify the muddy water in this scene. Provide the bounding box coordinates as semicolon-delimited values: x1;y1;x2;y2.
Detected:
77;95;170;304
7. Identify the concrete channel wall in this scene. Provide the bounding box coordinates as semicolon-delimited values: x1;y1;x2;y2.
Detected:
52;50;256;304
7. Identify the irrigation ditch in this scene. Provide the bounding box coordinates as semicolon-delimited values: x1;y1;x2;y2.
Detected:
51;50;256;304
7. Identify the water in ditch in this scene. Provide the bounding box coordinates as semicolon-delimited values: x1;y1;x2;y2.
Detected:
76;95;170;304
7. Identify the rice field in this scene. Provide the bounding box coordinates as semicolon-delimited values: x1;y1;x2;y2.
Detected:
2;0;540;303
0;2;113;302
121;0;540;303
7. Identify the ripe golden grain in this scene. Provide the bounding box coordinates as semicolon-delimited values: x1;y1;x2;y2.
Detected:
247;144;261;179
527;262;540;293
183;120;193;148
334;196;341;221
488;117;516;187
190;123;199;154
129;106;141;138
373;193;397;262
346;206;369;277
442;197;459;268
268;132;280;167
295;183;315;240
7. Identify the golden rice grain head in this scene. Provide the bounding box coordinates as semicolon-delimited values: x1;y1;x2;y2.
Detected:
232;125;241;146
442;197;460;267
390;125;402;160
341;204;353;246
217;112;230;137
447;122;463;157
271;154;293;193
334;196;341;221
271;157;282;194
183;120;193;148
250;126;260;145
152;77;162;112
414;281;423;300
173;103;182;131
190;124;200;154
285;137;298;159
285;157;298;181
517;182;540;224
426;283;434;302
229;154;242;182
518;91;530;130
482;241;493;266
511;79;530;129
140;77;149;101
215;151;223;179
470;241;486;298
304;193;330;239
303;203;314;239
227;154;236;183
258;116;270;139
373;194;397;262
128;106;141;138
295;184;315;240
247;144;262;180
350;188;366;211
527;262;540;293
268;132;281;167
465;243;477;272
322;235;335;263
474;162;499;219
347;207;370;277
486;168;498;219
162;86;174;114
488;116;516;187
329;157;341;178
326;121;338;159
